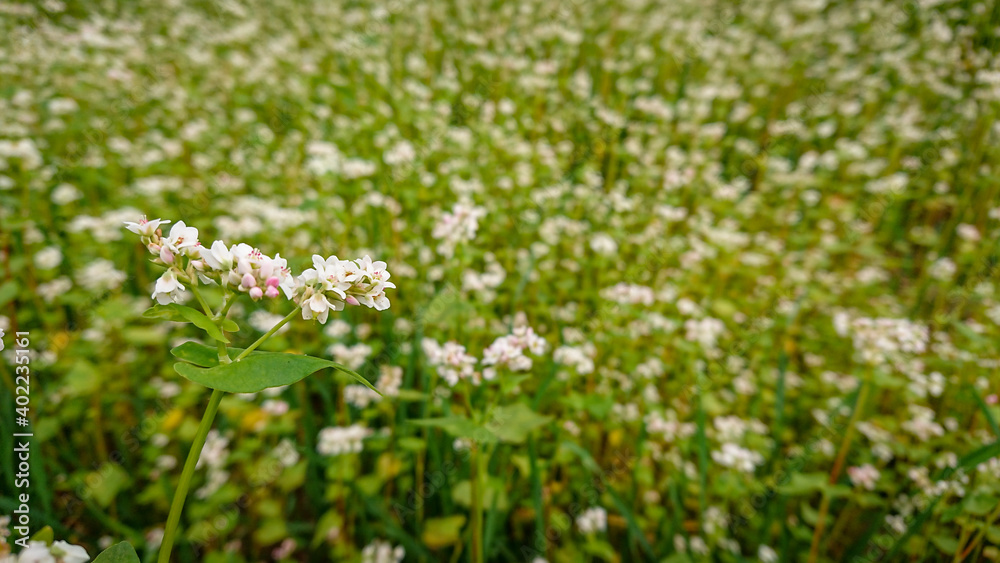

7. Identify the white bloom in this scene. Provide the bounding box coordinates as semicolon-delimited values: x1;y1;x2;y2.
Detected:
162;220;200;257
423;339;478;386
432;203;485;257
34;246;62;269
317;424;372;456
576;507;607;534
123;216;170;237
76;259;126;292
711;443;764;473
847;464;880;490
17;542;57;563
200;240;234;271
361;539;404;563
152;270;187;305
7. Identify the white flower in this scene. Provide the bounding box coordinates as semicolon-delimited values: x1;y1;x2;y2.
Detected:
302;292;337;324
34;246;63;269
14;540;89;563
123;216;170;237
51;541;90;563
292;254;394;322
847;464;881;490
152;270;187;305
17;542;57;563
576;507;607;534
711;443;764;473
361;539;404;563
317;424;372;456
200;240;234;271
758;545;778;563
162;220;200;257
432;203;485;257
76;259;126;292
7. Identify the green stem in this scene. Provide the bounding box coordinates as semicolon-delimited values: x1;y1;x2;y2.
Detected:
471;443;484;563
807;376;871;563
157;388;225;563
213;292;237;322
188;283;213;317
234;306;301;361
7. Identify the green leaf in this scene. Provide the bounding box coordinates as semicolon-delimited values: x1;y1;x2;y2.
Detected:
30;526;53;545
488;403;551;444
93;542;141;563
777;473;829;496
408;417;498;443
222;319;240;332
174;352;378;394
964;494;998;516
931;534;959;554
421;515;466;549
144;304;230;343
0;280;19;308
170;341;248;367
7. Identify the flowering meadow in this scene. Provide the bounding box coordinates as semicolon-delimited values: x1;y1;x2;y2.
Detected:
1;0;1000;561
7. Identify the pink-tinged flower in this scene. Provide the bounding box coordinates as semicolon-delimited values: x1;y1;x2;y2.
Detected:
162;221;200;256
124;215;170;237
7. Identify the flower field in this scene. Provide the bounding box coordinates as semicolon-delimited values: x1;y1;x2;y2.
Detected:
1;0;999;561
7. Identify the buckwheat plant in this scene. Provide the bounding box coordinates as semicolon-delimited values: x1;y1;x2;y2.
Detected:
119;216;394;563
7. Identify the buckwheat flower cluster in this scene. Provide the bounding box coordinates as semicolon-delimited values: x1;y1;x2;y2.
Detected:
850;317;929;365
432;202;486;257
292;255;395;324
317;424;372;456
848;464;880;490
199;241;294;301
553;344;595;375
361;540;404;563
711;443;764;473
576;507;608;534
423;339;478;386
600;282;656;306
684;317;726;349
481;325;547;381
9;540;89;563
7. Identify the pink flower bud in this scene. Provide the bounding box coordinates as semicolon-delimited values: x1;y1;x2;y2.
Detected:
266;276;280;288
241;273;257;288
345;295;360;306
249;286;264;300
264;286;280;299
147;243;161;254
160;246;174;264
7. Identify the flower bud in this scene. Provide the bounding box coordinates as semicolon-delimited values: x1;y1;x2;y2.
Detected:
264;286;280;299
345;295;360;306
249;286;264;300
266;276;280;288
160;246;174;264
242;273;257;288
147;243;161;254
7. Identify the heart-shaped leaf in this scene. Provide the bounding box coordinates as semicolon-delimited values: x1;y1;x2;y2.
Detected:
174;351;379;394
144;304;230;343
93;542;140;563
